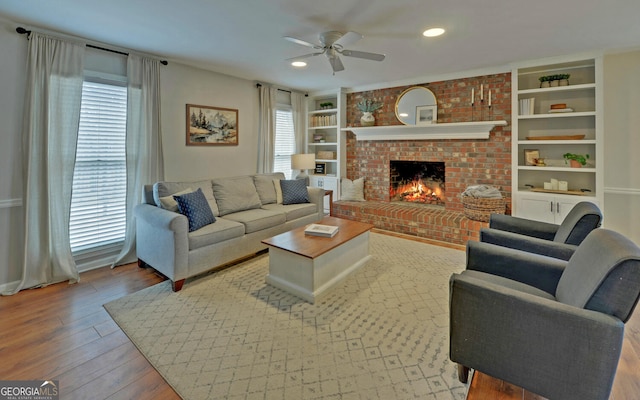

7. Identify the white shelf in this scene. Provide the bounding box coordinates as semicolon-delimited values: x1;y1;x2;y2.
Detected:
518;83;595;95
308;125;338;130
517;111;595;120
309;108;337;114
342;120;508;141
309;142;338;146
517;166;596;172
518;140;596;145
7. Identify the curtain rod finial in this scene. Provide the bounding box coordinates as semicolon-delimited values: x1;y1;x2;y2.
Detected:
16;27;31;35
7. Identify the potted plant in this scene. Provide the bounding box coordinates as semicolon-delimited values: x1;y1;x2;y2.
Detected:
539;75;551;88
356;99;383;126
559;73;571;86
563;152;589;168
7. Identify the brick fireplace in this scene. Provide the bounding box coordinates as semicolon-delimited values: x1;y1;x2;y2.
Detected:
333;72;512;245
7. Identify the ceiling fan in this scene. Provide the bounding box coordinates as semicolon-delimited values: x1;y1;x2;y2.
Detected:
284;31;385;73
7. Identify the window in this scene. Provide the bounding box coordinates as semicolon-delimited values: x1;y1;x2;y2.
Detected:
273;107;296;179
69;80;127;253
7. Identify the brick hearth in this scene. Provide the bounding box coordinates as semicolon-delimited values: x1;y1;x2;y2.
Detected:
337;72;512;244
332;201;487;245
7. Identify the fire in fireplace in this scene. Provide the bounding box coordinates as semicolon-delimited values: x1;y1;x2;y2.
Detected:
389;161;445;205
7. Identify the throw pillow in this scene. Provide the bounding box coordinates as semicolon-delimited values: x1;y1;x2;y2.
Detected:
341;177;365;201
280;179;310;205
273;179;283;204
211;176;262;216
159;188;193;212
174;188;216;232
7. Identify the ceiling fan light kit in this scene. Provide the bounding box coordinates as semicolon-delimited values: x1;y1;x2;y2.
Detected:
284;31;385;73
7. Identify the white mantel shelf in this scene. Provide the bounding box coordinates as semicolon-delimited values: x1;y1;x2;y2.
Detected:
342;120;508;141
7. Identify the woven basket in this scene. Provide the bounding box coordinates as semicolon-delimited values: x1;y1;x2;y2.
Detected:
462;196;505;222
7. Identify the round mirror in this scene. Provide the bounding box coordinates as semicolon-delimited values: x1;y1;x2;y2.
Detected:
395;86;438;125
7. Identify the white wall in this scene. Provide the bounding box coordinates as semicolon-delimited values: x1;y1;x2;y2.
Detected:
603;51;640;244
160;63;259;181
0;20;261;288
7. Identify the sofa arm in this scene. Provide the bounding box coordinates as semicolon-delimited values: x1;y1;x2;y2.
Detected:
480;228;577;261
466;240;566;294
489;214;558;240
450;272;624;400
307;186;324;217
134;203;189;282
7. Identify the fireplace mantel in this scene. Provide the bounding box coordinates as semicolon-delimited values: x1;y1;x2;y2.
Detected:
342;120;508;141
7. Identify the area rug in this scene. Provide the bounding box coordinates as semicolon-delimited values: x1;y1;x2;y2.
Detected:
104;233;468;399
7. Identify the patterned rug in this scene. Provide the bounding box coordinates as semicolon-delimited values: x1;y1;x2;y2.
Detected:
104;233;468;399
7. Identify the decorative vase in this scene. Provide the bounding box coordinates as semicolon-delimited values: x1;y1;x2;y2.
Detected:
360;112;375;126
569;160;582;168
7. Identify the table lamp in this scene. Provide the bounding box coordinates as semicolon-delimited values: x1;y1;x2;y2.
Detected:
291;153;315;185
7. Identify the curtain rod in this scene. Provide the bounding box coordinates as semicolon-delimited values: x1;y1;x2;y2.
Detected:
16;27;168;65
256;83;308;96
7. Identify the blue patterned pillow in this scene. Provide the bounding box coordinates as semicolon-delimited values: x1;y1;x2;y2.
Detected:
280;179;310;205
174;188;216;232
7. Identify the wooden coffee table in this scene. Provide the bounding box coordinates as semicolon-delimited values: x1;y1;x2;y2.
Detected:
261;217;374;303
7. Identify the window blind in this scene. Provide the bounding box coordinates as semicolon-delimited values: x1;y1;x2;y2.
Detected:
69;81;127;252
274;108;296;179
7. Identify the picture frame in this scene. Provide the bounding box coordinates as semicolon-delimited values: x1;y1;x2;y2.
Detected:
314;162;326;175
524;149;540;166
416;105;437;125
186;104;238;146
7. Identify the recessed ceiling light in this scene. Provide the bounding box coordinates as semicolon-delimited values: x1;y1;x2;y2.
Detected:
423;28;445;37
291;61;307;67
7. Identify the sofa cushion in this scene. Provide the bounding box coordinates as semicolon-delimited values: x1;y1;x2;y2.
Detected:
187;217;245;250
341;177;365;201
159;187;193;212
174;188;216;232
253;173;285;205
222;209;286;234
274;179;283;204
212;176;263;216
262;203;317;221
280;179;310;205
154;180;219;216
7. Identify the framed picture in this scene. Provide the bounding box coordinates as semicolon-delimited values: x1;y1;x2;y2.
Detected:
524;149;540;166
314;162;326;175
186;104;238;146
416;105;437;125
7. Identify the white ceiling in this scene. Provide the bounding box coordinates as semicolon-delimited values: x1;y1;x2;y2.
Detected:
1;0;640;92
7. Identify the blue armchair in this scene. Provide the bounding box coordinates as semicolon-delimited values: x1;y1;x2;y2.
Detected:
480;201;602;260
450;229;640;400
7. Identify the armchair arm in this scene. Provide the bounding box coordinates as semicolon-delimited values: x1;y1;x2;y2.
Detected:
466;240;566;294
480;228;577;261
134;203;189;281
489;214;558;240
450;272;624;400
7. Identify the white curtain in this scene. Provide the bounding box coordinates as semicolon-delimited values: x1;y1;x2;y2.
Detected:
112;54;164;267
257;84;277;173
4;33;85;295
291;91;307;153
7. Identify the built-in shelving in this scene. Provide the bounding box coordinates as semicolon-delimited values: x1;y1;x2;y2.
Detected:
512;56;603;223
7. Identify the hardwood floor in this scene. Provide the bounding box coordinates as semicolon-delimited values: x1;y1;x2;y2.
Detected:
1;242;638;399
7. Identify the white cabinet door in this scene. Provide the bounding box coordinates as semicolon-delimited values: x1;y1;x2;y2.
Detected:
517;196;556;223
517;193;598;224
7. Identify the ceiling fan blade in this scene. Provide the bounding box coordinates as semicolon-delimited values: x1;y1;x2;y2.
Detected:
286;52;325;61
341;49;386;62
283;36;322;49
328;56;344;72
333;31;363;48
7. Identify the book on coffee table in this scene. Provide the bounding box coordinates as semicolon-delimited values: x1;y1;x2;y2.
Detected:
304;224;339;238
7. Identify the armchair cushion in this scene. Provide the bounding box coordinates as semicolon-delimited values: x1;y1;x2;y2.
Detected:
480;228;577;261
556;229;640;322
489;213;558;240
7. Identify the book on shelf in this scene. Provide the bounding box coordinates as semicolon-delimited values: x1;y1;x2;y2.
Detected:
304;224;339;237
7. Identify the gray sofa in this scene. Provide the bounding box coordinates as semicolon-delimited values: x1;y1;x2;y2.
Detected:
134;173;324;291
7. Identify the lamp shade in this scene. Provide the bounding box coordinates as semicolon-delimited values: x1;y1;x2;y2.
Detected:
291;153;316;170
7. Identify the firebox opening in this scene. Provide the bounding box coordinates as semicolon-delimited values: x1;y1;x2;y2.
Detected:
390;161;445;205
